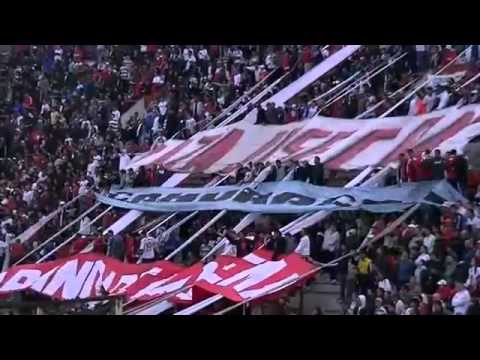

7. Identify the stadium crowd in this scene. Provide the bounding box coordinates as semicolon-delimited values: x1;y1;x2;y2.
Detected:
1;45;480;316
0;44;311;266
255;45;480;125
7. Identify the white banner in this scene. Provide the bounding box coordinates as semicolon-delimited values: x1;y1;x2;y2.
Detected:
127;104;480;174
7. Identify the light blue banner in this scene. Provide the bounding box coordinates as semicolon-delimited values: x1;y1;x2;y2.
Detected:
96;180;466;214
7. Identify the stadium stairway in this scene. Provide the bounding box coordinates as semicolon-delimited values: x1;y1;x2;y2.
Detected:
288;273;342;315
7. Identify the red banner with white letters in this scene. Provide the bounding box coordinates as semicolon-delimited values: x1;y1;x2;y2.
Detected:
0;250;315;305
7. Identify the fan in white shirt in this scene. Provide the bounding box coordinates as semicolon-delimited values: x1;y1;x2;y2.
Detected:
78;216;92;236
139;235;158;262
436;86;450;110
294;230;311;257
377;275;392;293
465;261;480;289
22;187;34;206
414;246;431;267
40;102;50;116
451;283;471;315
221;239;237;257
184;117;196;134
233;72;242;87
422;229;436;254
466;209;480;231
322;225;340;253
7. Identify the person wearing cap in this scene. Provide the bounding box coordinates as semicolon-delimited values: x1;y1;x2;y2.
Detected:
436;279;452;302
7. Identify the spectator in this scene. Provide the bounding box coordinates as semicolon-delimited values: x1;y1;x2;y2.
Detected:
309;156;324;186
138;232;158;263
357;251;373;295
322;223;340;283
397;153;408;184
451;281;471;315
436;83;451;110
0;236;7;269
406;149;419;182
446;150;459;190
106;230;125;261
431;149;445;180
294;229;311;259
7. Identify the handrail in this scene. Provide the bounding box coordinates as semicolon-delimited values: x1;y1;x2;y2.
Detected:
216;71;291;128
14;202;101;265
380;46;472;117
36;206;113;263
14;189;91;245
315;52;408;116
354;77;418;119
308;71;361;105
166;68;279;141
456;71;480;90
314;59;390;107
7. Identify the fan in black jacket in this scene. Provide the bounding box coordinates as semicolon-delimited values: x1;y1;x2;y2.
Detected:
309;156;324;185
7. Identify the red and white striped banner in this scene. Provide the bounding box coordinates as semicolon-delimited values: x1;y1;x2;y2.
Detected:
127;104;480;174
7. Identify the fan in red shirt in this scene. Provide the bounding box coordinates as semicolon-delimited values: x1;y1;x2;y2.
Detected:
406;149;420;182
436;280;454;302
281;50;291;72
420;149;434;181
92;235;107;255
9;240;26;263
440;45;457;67
102;211;116;230
70;235;91;255
415;92;427;115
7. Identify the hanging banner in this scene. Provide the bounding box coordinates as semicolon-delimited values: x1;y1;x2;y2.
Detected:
96;180;465;214
0;250;314;306
125;104;480;174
